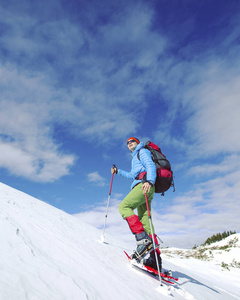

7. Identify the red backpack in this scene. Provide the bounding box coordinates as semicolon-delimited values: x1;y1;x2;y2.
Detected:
137;141;175;195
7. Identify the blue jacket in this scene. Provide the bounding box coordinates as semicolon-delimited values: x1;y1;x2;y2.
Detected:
117;142;156;189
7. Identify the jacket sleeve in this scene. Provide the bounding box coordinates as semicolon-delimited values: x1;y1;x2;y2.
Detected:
117;169;134;180
139;149;156;184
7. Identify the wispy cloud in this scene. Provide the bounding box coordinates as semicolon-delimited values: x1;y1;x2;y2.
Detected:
87;172;106;187
188;154;240;178
0;63;75;182
156;23;240;157
1;0;240;241
0;1;169;181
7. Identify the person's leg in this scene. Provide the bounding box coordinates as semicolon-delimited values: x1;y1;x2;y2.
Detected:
119;183;147;218
119;184;155;256
137;199;154;236
135;188;162;269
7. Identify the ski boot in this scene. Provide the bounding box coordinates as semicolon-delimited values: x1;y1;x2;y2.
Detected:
131;231;153;261
143;250;162;272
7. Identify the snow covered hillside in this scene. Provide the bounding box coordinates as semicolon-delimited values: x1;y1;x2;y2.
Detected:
162;233;240;270
1;182;240;300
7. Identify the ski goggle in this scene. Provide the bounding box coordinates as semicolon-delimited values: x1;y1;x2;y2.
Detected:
127;139;136;145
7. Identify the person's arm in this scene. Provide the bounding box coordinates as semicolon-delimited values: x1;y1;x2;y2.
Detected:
117;169;134;180
111;165;134;180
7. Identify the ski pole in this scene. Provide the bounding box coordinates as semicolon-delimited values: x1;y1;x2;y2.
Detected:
101;165;115;243
144;192;162;286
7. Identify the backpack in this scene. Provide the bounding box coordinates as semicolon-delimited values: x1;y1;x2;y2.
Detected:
137;141;175;195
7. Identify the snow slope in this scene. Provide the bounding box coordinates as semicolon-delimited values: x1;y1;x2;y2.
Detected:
0;182;240;300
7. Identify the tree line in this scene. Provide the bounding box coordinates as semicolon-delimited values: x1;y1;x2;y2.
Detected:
202;230;236;246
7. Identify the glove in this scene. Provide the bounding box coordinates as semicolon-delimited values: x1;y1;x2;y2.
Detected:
111;165;118;174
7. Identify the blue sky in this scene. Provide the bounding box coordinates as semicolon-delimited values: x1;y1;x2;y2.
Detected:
0;0;240;248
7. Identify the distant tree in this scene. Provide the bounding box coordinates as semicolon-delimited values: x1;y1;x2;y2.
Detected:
202;230;236;246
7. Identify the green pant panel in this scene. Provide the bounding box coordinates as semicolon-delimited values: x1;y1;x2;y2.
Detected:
118;183;155;235
137;201;154;235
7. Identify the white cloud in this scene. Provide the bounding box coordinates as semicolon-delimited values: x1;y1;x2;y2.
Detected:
0;135;75;183
152;16;240;159
0;2;170;182
186;67;240;155
1;1;239;189
188;154;240;178
0;64;75;182
87;172;106;187
156;59;240;158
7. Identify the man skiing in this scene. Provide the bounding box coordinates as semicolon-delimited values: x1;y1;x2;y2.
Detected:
111;137;162;271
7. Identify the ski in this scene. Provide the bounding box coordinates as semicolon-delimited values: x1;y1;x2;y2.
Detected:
124;251;178;285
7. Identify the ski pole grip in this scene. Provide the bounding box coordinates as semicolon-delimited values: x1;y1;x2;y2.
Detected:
109;166;115;195
112;164;118;174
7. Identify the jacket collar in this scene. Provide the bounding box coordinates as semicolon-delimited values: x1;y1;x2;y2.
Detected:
131;142;144;156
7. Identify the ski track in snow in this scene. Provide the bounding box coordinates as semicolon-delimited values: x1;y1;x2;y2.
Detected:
1;182;240;300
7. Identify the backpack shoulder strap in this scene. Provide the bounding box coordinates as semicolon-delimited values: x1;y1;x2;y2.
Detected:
137;150;141;160
137;147;145;160
137;147;151;162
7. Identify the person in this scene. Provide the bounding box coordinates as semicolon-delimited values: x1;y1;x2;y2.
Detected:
111;137;162;271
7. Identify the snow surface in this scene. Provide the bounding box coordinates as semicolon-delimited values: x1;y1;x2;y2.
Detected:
1;182;240;300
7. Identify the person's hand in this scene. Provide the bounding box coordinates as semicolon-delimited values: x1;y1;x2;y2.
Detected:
111;166;118;174
142;181;153;194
